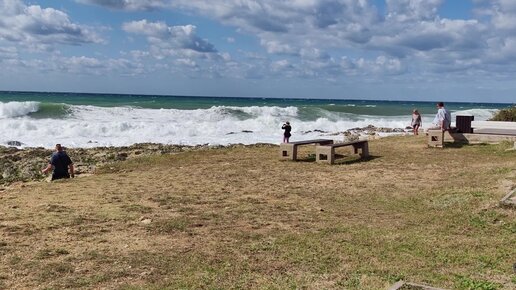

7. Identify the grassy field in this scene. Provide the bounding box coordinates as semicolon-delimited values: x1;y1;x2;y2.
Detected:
0;136;515;289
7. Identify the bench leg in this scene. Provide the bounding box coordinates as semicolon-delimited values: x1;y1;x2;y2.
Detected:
427;130;444;148
292;145;298;160
280;143;298;160
316;146;334;164
315;146;325;163
360;142;369;157
328;148;335;164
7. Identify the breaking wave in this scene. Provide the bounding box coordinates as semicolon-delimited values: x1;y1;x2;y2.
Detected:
0;101;40;118
0;102;499;148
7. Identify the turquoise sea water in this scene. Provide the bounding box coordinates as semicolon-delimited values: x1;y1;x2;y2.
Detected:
0;91;510;117
0;91;512;148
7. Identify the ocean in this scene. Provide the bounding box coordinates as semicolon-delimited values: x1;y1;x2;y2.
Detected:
0;91;510;148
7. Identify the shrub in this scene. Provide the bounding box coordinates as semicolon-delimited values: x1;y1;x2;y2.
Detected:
489;105;516;121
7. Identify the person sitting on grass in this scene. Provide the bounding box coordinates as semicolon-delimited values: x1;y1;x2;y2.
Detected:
42;144;74;181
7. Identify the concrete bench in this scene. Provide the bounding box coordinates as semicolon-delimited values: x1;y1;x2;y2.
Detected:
315;140;369;164
473;128;516;135
428;120;516;147
427;129;449;148
280;139;334;161
471;121;516;129
472;121;516;135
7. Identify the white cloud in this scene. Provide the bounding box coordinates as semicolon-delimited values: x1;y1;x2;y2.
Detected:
176;58;197;68
386;0;443;22
80;0;380;52
487;0;516;31
54;55;144;75
7;0;516;91
0;0;102;49
270;59;292;72
486;37;516;63
122;20;216;53
260;39;297;55
371;18;486;54
121;20;249;79
497;0;516;12
77;0;164;11
0;53;145;77
0;46;17;59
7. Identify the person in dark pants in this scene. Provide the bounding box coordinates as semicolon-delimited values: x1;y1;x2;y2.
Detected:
411;109;422;135
282;121;291;143
42;144;74;181
431;102;451;131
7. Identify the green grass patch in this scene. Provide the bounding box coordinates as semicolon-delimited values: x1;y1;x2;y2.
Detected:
39;262;75;279
120;204;153;214
455;276;500;290
35;248;70;260
148;217;189;233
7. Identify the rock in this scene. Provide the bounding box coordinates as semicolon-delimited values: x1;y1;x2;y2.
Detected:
313;129;328;133
6;141;23;147
139;216;152;224
344;134;360;142
0;143;270;185
116;153;128;161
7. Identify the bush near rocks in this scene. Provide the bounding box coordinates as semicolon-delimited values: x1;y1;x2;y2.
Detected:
489;105;516;121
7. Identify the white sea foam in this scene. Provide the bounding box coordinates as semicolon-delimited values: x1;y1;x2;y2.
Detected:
453;108;497;120
0;101;39;118
226;105;299;117
0;102;499;148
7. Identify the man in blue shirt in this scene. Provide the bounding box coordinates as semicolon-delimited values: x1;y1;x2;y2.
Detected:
42;144;74;181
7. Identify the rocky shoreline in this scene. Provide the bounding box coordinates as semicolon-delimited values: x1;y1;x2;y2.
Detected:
1;125;408;185
304;124;407;140
0;143;275;186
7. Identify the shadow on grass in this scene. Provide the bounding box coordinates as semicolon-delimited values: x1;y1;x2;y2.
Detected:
296;154;316;162
443;141;468;149
297;154;382;165
287;154;381;164
444;142;505;149
333;154;381;165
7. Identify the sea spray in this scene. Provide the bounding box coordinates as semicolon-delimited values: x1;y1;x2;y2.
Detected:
0;93;504;148
0;101;39;118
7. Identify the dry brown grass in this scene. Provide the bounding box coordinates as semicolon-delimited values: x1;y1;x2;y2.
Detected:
0;136;515;289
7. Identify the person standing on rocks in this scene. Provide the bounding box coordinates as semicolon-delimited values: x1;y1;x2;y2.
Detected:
282;121;292;143
42;144;74;181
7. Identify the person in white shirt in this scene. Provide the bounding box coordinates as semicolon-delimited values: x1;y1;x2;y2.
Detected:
432;102;451;131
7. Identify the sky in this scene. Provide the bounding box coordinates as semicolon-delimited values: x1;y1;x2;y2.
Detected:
0;0;515;103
